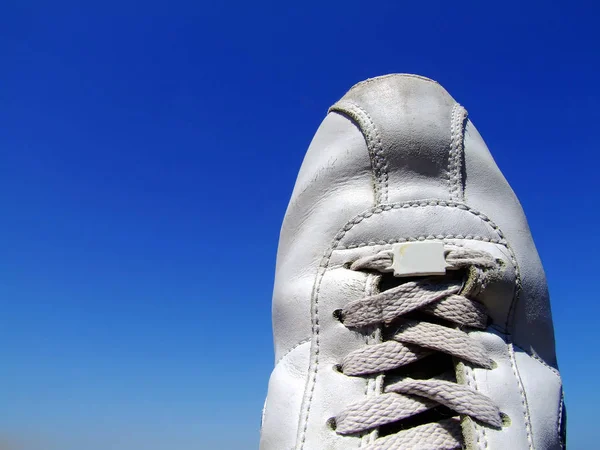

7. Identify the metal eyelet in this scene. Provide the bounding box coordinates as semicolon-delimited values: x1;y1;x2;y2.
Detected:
326;417;337;431
332;309;344;323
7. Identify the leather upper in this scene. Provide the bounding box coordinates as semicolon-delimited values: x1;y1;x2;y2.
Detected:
261;74;564;450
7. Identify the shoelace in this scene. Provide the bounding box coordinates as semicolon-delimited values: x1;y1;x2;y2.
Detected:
332;246;502;450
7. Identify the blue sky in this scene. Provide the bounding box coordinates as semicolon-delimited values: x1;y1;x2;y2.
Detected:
0;1;597;449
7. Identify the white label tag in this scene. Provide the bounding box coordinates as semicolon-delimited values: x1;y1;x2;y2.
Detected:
391;241;448;277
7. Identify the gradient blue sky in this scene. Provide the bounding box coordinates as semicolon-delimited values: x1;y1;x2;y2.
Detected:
0;1;597;449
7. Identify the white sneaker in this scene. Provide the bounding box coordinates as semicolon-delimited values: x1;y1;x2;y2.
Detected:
260;74;565;450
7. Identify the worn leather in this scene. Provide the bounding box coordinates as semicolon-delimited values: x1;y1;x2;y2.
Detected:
462;121;557;365
260;340;311;449
260;74;564;449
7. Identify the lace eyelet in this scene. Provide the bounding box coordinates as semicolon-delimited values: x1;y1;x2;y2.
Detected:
326;417;337;431
489;359;498;370
500;412;511;427
332;363;343;374
342;262;353;270
332;309;344;323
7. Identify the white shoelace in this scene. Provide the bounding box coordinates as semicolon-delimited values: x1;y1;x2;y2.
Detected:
332;246;502;449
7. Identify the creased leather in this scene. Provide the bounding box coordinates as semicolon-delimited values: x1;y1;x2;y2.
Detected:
260;341;311;449
331;75;457;204
514;348;563;449
460;330;531;449
272;112;375;362
463;121;557;366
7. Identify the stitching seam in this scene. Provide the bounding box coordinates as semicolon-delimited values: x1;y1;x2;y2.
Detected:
448;104;468;201
365;274;382;446
329;101;389;204
360;274;375;448
508;343;535;450
464;364;488;449
332;200;507;247
340;235;507;250
297;262;326;449
504;244;522;334
558;391;565;449
275;338;311;366
530;352;561;380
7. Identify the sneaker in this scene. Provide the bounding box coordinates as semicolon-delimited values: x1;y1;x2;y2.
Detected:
260;74;565;450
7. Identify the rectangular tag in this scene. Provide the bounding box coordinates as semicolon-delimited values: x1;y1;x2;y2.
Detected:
391;241;448;277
